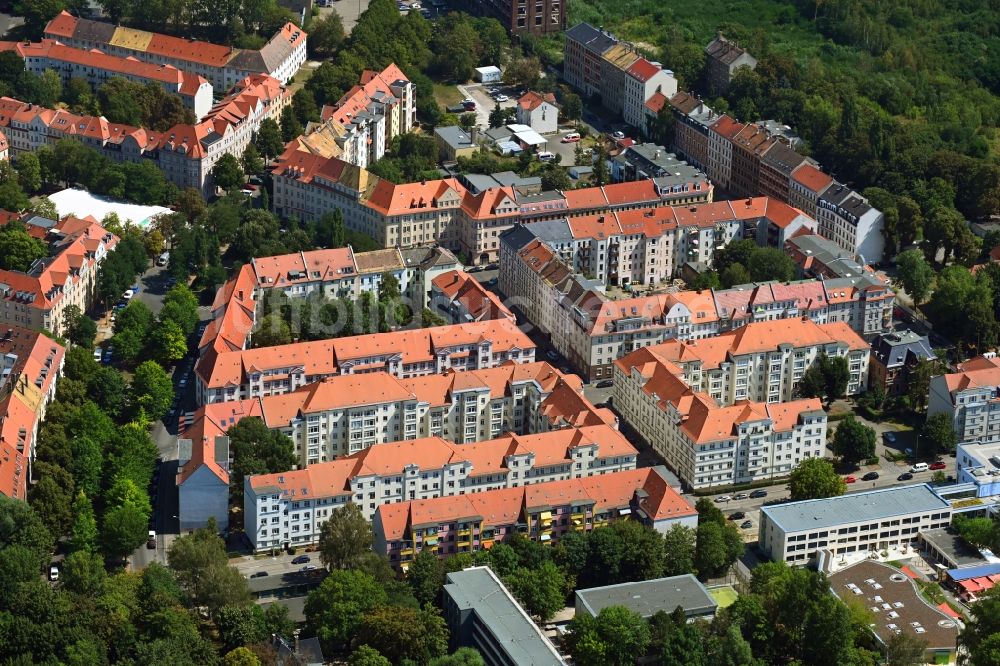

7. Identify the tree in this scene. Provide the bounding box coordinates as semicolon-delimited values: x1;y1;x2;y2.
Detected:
895;249;935;303
280;106;304;142
216;604;268;652
885;632;927;666
28;462;75;538
959;587;1000;666
226;417;296;502
130;360;174;420
241;144;264;178
308;12;345;57
68;491;98;554
161;284;200;335
922;412;958;455
488;103;506;128
174;188;207;224
407;549;445;607
253;313;292;347
14;0;65;36
661;524;696;576
720;263;752;288
429;648;487;666
562;91;583;120
16;152;42;193
832;415;877;464
255;118;285;161
68;313;97;347
100;503;149;560
224;647;262;666
305;569;388;653
695;521;744;578
747;247;796;282
356;605;449;664
168;521;251;615
348;645;391;666
150;319;188;365
0;223;47;271
565;605;651;666
506;560;568;622
317;502;373;570
789;458;846;501
212;154;245;191
907;356;947;413
60;549;107;596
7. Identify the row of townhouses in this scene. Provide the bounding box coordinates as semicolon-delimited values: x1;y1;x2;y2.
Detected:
0;73;290;194
373;466;696;568
0;326;65;500
0;214;119;335
664;91;885;263
44;11;306;91
612;317;870;489
0;38;214;119
499;223;893;380
194;318;535;405
562;23;678;128
243;423;637;551
270;151;715;265
186;361;611;466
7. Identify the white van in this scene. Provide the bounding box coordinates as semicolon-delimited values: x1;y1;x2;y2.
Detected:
910;462;929;473
157;251;169;267
537;151;556;162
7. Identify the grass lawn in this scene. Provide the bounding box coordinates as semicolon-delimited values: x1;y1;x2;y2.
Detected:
708;585;739;609
433;83;464;108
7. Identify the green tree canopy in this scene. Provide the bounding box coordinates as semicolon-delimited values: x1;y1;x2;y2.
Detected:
832;415;878;464
317;502;374;571
789;458;846;501
305;569;388;653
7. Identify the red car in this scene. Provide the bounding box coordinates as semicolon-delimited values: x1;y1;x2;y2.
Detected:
844;475;857;484
929;461;947;470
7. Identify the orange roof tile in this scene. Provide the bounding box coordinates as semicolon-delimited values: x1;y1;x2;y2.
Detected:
790;163;834;194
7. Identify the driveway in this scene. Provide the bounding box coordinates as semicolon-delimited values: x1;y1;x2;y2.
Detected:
457;82;517;129
320;0;371;34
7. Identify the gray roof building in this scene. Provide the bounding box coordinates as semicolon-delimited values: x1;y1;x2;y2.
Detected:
761;484;950;534
565;22;618;56
871;330;935;373
434;126;475;155
443;567;566;666
575;575;717;620
611;143;708;187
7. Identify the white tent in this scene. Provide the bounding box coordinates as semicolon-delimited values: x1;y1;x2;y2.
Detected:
48;188;171;229
474;66;502;83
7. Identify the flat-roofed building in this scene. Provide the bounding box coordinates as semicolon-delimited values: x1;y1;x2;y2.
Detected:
956;439;1000;498
575;574;717;621
244;423;636;550
443;567;567;666
758;484;953;564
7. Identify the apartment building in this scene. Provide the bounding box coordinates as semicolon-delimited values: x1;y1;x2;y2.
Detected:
665;92;717;170
563;22;617;97
443;568;567;666
758;485;952;565
817;184;886;264
758;141;812;203
622;58;677;130
928;355;1000;445
321;64;416;167
0;39;213;118
704;34;757;96
195;318;535;404
0;326;64;500
728;124;779;199
467;0;565;36
515;91;559;134
705;115;743;190
44;11;306;90
787;163;834;219
610;143;708;188
373;466;696;566
243;423;637;550
430;270;514;324
183;361;613;466
0;73;289;194
0;215;118;336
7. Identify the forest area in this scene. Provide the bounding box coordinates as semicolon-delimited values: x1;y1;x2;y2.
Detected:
568;0;1000;249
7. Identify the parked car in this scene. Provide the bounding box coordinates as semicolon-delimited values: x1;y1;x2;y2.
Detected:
494;94;509;102
546;350;559;361
561;132;581;143
146;530;156;549
49;565;59;581
596;379;613;388
484;278;497;288
897;472;913;481
611;130;625;139
883;432;896;443
122;289;134;300
93;348;103;362
728;511;746;520
733;493;748;500
929;461;947;470
714;495;731;503
249;571;269;579
844;475;857;483
291;555;310;565
749;489;768;499
537;151;556;162
740;520;754;529
300;565;317;572
862;471;880;481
